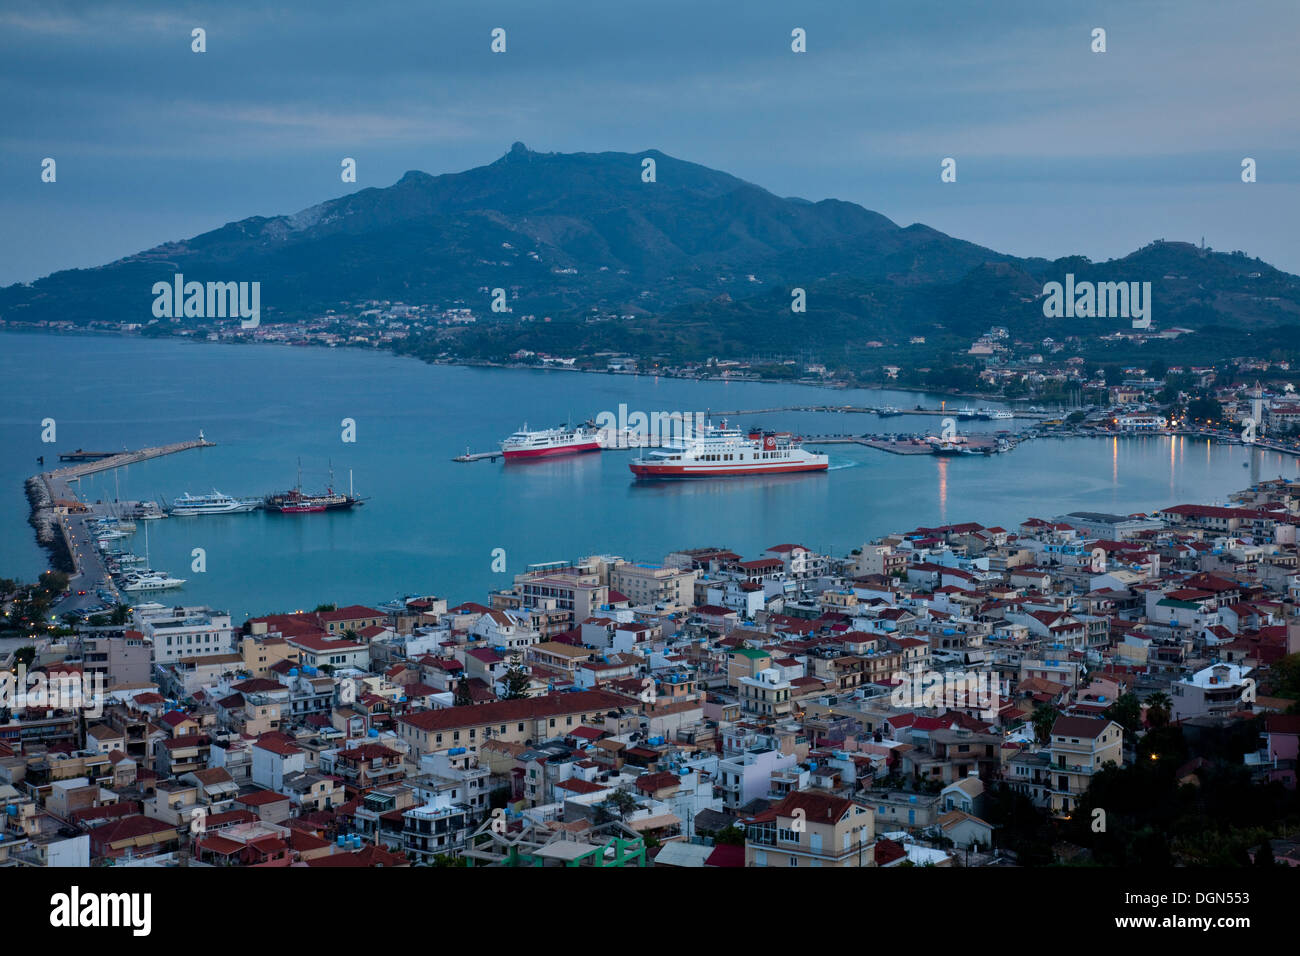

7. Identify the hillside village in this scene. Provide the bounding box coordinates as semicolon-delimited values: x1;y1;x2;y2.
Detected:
3;479;1300;868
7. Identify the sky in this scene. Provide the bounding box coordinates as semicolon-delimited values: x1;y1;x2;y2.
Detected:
2;0;1299;286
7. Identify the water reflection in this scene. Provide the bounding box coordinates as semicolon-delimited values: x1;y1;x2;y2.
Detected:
936;457;949;522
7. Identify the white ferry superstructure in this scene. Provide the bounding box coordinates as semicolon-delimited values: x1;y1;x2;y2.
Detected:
628;422;828;479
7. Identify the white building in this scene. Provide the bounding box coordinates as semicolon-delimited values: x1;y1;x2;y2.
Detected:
716;746;798;811
1171;663;1253;722
133;604;234;664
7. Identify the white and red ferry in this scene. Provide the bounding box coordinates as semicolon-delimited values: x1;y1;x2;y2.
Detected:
628;422;828;479
500;423;602;460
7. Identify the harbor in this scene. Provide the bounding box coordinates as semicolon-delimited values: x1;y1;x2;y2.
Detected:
2;333;1292;620
25;435;215;616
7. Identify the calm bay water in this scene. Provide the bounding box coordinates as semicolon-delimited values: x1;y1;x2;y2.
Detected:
2;331;1295;621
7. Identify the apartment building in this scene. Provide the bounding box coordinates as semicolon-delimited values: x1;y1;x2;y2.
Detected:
513;565;610;627
1171;663;1254;721
133;605;234;664
608;562;698;608
739;668;793;719
396;690;633;757
745;790;876;867
74;626;151;686
716;746;798;811
1046;716;1123;815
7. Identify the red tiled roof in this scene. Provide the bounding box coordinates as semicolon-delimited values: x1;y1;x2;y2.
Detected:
196;834;243;856
1051;715;1114;739
237;790;291;807
398;690;630;734
316;605;384;623
306;845;406;867
92;815;177;846
748;790;855;825
555;777;608;795
253;735;302;757
705;843;745;867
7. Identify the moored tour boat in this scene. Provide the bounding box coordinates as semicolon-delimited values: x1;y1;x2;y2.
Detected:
264;465;364;514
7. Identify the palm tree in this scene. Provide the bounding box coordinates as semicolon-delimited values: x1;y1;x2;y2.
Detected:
1031;704;1058;745
1146;692;1172;729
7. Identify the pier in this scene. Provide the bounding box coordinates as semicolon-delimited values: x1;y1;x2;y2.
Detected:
454;450;505;462
58;449;118;462
703;404;1054;420
46;436;216;488
803;433;1010;455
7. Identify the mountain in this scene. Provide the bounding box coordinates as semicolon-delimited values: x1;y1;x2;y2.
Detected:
4;142;1299;366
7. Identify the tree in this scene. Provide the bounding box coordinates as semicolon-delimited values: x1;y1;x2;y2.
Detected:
1147;359;1168;381
1186;396;1225;426
454;677;474;707
595;790;639;824
1031;704;1059;745
709;824;746;846
1268;653;1300;705
500;661;532;700
1146;692;1172;729
1104;693;1142;736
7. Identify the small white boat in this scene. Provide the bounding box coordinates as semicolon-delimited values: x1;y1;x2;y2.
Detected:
120;571;186;592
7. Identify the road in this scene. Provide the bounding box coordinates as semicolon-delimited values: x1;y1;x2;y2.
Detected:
52;512;120;617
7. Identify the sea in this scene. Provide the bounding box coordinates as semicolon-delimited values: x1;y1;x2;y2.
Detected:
2;331;1294;622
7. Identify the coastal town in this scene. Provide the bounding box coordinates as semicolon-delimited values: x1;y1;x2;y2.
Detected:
3;469;1299;868
6;307;1300;439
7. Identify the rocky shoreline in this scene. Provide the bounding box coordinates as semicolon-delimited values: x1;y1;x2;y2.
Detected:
25;475;73;573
